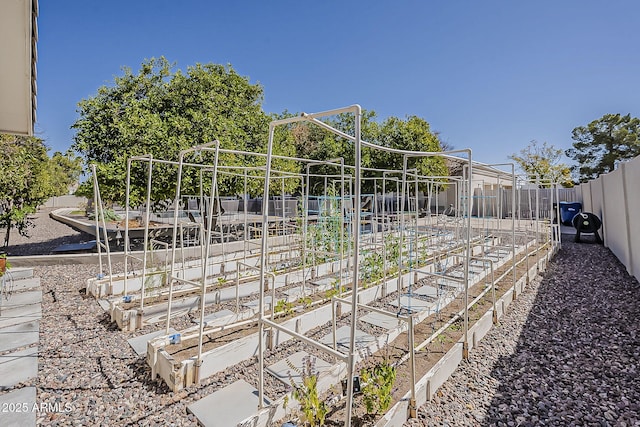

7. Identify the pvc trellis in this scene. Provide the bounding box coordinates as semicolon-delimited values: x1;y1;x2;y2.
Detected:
259;105;475;426
85;103;566;426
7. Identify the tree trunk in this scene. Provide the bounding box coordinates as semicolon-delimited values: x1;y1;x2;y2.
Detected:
3;220;11;248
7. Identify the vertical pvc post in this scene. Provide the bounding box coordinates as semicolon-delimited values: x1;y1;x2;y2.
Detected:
243;169;248;259
92;164;103;277
344;105;362;427
462;152;472;359
197;147;220;380
555;181;562;249
123;159;132;296
408;314;417;418
166;151;185;335
510;165;516;295
140;156;153;312
339;159;345;295
382;176;387;281
257;124;276;409
92;165;113;284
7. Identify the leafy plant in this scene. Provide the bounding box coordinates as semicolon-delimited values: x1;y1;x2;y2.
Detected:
288;356;328;427
436;333;448;352
384;235;400;264
361;250;384;286
324;283;346;300
88;208;121;223
360;359;397;414
299;296;313;308
142;240;167;294
1;135;81;247
0;253;11;277
275;299;295;315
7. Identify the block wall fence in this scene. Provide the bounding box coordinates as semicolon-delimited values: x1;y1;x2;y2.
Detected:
576;154;640;281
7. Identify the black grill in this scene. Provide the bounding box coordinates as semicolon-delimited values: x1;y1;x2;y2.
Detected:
572;212;602;243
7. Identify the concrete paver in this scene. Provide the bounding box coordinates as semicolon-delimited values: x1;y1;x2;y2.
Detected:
127;328;177;356
413;285;439;299
0;307;41;329
389;295;436;313
0;291;42;311
360;312;404;330
320;326;376;350
0;320;39;353
187;380;270;427
0;387;36;427
0;347;38;389
266;351;333;386
4;278;40;292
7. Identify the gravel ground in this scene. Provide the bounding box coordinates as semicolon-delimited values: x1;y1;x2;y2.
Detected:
406;238;640;427
4;210;640;426
2;208;94;256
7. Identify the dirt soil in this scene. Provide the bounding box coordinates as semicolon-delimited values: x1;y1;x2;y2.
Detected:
321;244;551;425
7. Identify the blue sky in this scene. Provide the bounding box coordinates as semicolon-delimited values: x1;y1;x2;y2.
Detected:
35;1;640;166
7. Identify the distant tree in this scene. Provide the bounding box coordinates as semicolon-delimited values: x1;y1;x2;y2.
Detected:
509;140;573;187
434;131;454;152
42;151;83;196
566;113;640;182
366;115;449;193
0;134;79;247
72;57;298;206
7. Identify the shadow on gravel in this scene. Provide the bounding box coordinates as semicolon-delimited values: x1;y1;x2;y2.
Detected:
126;357;172;393
4;234;94;256
483;237;640;426
97;311;120;332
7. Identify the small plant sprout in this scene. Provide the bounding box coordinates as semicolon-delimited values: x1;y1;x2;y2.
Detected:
275;299;294;315
324;284;346;300
437;333;448;352
287;355;328;427
299;296;313;308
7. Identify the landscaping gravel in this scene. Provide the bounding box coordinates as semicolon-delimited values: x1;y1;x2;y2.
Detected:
5;210;640;426
406;238;640;427
3;208;94;256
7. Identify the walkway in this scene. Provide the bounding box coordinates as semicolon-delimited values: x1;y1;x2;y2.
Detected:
0;267;40;427
407;235;640;426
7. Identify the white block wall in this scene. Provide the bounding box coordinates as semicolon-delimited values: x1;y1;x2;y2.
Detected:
577;155;640;280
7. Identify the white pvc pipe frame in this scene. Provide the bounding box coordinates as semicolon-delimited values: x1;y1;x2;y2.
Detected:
105;108;523;424
118;106;499;423
259;105;473;426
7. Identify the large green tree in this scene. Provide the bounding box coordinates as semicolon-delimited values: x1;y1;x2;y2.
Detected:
367;115;449;191
509;140;573;187
287;111;449;194
566;113;640;182
72;57;298;205
0;135;81;247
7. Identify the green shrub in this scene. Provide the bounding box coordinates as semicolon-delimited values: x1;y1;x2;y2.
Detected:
360;360;396;414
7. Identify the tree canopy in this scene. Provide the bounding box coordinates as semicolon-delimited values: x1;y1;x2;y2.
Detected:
509;140;573;187
72;57;298;205
72;57;449;205
286;111;449;194
566;113;640;182
0;134;82;247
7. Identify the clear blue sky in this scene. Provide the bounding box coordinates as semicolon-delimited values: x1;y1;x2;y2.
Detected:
35;0;640;166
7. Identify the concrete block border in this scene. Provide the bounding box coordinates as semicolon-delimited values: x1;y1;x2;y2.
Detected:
374;248;552;427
